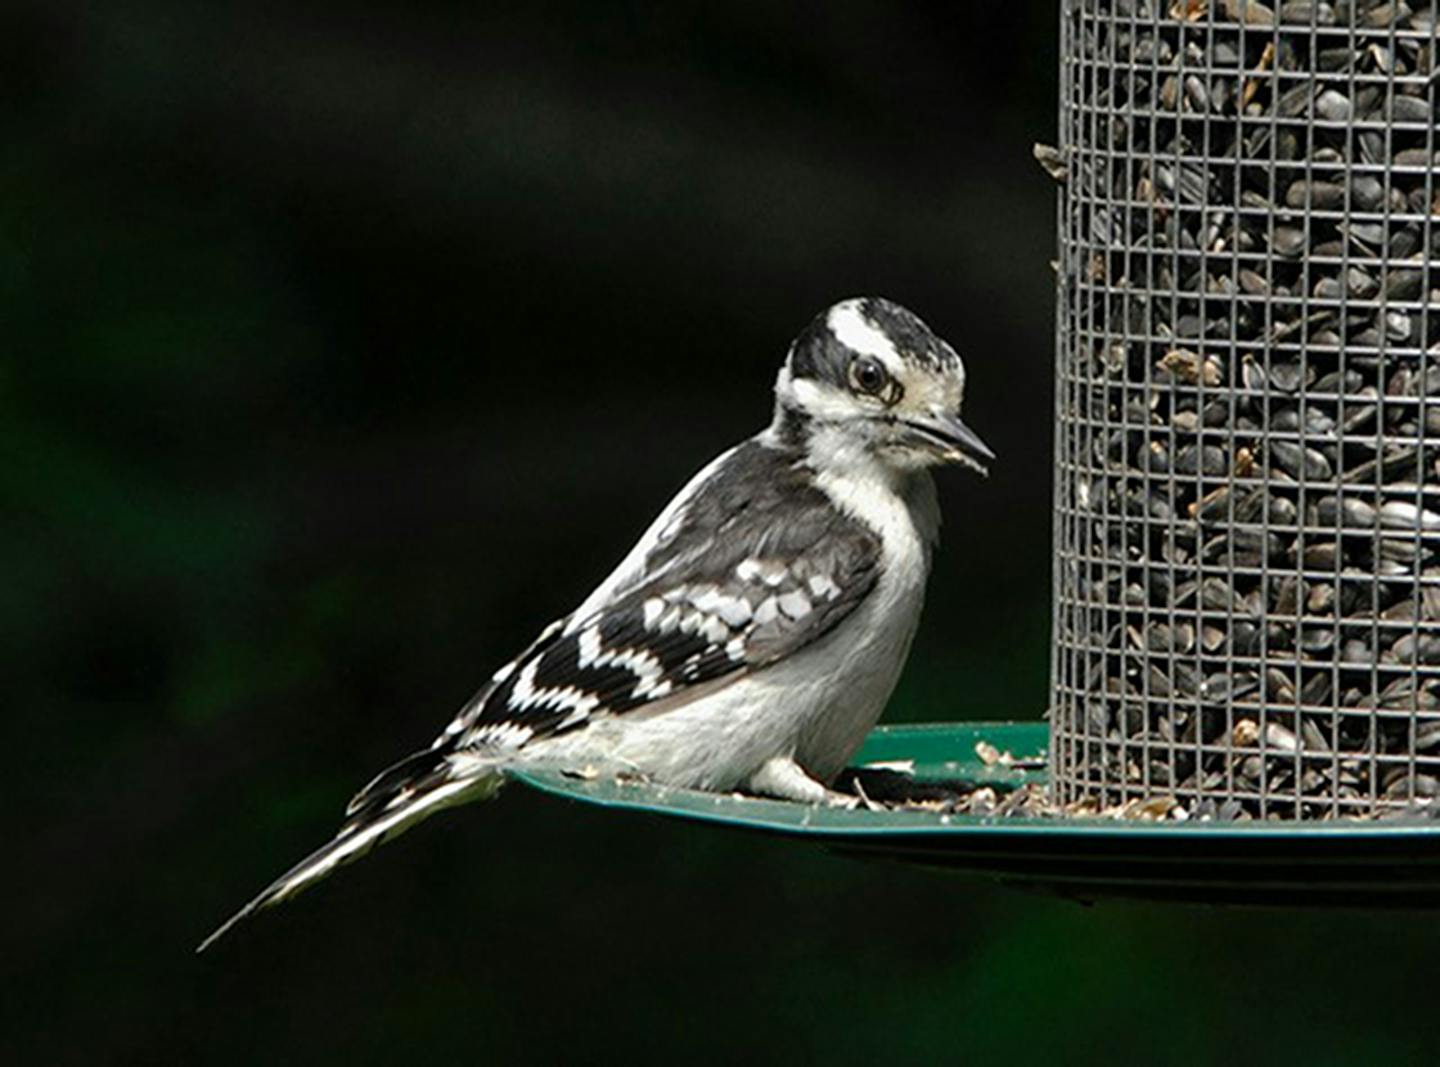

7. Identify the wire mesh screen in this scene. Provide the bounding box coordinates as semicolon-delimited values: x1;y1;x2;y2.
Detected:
1051;0;1440;818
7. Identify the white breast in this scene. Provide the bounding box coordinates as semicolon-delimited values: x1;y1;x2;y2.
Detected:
791;467;937;777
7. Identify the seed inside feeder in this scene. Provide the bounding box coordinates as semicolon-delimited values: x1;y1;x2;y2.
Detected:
1052;0;1440;820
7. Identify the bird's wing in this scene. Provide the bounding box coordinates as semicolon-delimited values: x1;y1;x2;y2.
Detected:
449;439;883;750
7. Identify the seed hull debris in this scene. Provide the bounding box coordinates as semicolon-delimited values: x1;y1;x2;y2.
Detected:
840;747;1440;822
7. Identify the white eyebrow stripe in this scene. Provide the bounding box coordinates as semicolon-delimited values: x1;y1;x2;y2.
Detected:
827;302;901;371
785;375;861;420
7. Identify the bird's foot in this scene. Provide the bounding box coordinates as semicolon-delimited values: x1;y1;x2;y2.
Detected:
745;756;857;808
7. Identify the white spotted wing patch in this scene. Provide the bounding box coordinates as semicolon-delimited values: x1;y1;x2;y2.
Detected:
808;574;839;600
777;589;811;619
577;624;672;701
456;547;869;749
464;720;535;751
446;439;882;752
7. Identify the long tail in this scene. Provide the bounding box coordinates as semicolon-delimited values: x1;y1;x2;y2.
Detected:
197;749;504;953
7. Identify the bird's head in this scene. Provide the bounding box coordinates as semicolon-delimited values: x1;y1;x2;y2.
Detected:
771;297;994;477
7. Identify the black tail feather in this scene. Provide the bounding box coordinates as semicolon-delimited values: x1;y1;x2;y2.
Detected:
344;747;451;820
198;750;504;953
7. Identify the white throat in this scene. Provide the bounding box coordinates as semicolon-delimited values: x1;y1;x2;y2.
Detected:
803;420;902;488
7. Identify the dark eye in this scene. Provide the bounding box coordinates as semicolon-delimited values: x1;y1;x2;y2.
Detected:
850;357;888;397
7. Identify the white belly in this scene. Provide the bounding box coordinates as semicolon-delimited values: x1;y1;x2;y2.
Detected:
793;560;928;779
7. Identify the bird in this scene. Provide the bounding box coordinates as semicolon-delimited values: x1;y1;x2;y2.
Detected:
198;296;992;952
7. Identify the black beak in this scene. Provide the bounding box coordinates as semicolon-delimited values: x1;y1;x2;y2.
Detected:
903;410;996;475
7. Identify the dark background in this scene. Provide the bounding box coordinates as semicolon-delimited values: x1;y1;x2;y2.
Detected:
7;2;1433;1063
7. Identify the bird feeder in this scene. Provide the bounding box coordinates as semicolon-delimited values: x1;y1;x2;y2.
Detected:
516;0;1440;903
1051;0;1440;819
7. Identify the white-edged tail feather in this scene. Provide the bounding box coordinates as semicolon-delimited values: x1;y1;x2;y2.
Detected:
197;755;504;953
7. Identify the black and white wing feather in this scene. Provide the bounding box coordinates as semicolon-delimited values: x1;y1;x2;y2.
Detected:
443;439;883;752
197;439;881;952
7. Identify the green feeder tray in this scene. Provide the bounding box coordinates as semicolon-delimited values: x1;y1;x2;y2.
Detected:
514;721;1440;908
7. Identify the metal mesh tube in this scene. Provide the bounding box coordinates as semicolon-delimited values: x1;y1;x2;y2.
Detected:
1051;0;1440;818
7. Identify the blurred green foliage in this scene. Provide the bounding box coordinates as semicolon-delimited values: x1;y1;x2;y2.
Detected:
7;2;1437;1064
